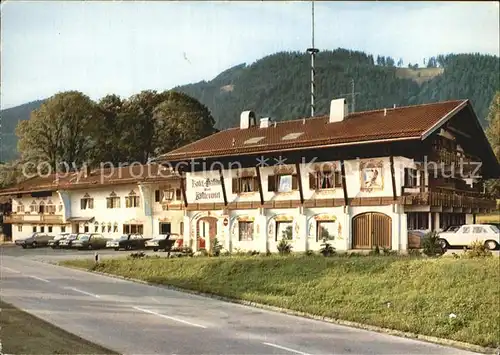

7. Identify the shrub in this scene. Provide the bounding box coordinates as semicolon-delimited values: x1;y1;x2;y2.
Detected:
319;239;336;257
382;247;398;256
127;251;145;259
422;231;444;257
212;238;222;257
247;250;260;256
303;250;315;256
194;248;209;257
179;246;194;257
219;248;230;256
463;240;493;258
368;245;381;256
277;238;292;255
408;248;422;257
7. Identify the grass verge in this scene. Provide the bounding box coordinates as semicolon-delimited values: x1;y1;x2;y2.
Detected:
0;299;118;354
60;255;500;348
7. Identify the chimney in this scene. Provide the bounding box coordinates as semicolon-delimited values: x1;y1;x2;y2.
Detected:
259;117;271;128
240;110;256;129
329;98;348;123
384;108;387;117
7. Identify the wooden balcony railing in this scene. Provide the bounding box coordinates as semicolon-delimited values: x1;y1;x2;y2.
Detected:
3;214;64;224
402;190;496;210
428;149;481;168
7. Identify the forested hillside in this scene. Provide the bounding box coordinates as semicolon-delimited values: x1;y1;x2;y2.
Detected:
175;50;499;129
1;100;44;162
1;49;499;162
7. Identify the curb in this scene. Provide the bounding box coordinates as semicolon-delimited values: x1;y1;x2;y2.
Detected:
59;264;498;355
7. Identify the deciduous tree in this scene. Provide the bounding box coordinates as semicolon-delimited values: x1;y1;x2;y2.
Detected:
16;91;101;171
152;91;217;157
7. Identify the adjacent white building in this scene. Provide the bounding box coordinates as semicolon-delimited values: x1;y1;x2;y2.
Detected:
2;165;184;242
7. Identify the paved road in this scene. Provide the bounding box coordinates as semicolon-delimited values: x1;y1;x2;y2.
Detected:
0;246;480;355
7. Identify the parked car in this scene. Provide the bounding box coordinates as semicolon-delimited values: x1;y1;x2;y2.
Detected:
58;233;80;249
442;225;461;233
71;233;111;250
437;224;500;250
48;233;71;249
145;234;181;252
106;234;152;251
15;233;53;249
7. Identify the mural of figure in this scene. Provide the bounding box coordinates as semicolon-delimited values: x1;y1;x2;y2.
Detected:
337;222;343;240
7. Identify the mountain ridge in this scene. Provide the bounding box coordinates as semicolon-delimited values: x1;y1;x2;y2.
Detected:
1;49;498;162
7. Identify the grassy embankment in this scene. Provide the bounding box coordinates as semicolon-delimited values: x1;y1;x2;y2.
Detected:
61;254;500;348
0;300;118;354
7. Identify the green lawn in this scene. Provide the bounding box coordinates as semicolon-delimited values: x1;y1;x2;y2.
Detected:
61;255;500;348
0;300;118;354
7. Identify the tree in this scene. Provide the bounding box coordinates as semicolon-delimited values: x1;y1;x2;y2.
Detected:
152;91;217;156
119;90;171;163
16;91;101;172
485;92;500;197
397;58;403;67
95;94;126;164
427;57;438;68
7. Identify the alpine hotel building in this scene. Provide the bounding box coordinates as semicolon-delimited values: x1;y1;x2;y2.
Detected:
158;98;499;253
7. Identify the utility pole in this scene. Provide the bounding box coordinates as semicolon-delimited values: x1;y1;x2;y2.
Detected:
339;78;361;113
306;0;319;117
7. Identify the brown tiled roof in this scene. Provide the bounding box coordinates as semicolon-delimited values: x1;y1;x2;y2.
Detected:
0;164;179;196
160;100;468;160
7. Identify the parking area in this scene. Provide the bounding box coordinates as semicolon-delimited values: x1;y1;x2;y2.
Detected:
0;244;170;263
1;243;497;263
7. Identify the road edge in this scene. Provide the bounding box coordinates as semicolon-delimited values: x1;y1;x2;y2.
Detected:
57;263;499;355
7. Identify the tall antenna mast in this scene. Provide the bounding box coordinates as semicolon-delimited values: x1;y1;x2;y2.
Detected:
306;0;319;117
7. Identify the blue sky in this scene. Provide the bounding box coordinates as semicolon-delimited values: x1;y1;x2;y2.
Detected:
1;1;499;109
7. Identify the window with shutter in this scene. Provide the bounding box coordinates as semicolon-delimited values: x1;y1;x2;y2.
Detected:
334;171;343;187
268;175;276;192
309;173;317;190
232;178;240;193
291;174;298;190
253;176;260;192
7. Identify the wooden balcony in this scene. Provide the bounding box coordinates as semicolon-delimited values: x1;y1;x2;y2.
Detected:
428;148;481;172
402;190;496;212
3;214;64;224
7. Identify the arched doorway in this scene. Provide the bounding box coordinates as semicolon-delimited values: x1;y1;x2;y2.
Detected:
352;212;392;249
197;216;217;250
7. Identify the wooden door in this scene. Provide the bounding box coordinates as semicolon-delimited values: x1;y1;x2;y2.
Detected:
352;212;391;249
